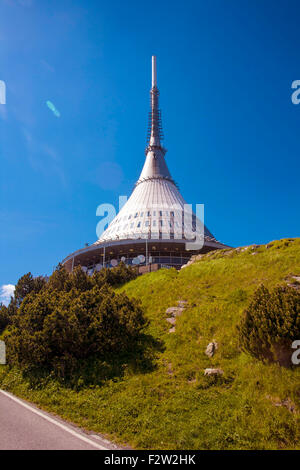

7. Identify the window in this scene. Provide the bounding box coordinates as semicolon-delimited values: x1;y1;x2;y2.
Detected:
145;221;150;227
137;222;141;228
159;211;163;216
147;211;151;217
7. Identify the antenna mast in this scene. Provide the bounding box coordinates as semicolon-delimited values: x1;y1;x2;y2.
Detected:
147;55;164;148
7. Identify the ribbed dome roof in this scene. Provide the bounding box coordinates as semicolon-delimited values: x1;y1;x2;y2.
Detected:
95;176;215;244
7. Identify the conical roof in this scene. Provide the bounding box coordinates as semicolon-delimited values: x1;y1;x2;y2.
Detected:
95;56;217;246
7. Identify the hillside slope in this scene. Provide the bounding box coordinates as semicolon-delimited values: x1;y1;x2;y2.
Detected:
1;238;300;449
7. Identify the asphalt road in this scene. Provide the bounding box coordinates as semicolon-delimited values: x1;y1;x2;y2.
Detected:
0;390;117;450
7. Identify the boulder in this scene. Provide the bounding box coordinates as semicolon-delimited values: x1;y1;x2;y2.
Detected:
165;307;184;317
177;300;188;308
204;368;223;377
205;341;218;358
266;395;296;414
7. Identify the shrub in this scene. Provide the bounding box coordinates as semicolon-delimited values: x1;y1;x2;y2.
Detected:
5;283;146;378
46;263;138;293
238;285;300;366
92;262;138;288
3;264;144;380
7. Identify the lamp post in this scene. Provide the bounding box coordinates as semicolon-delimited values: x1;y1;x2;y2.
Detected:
146;224;151;267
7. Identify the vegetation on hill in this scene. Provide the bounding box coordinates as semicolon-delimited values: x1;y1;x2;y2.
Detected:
2;264;145;382
239;284;300;367
0;238;299;450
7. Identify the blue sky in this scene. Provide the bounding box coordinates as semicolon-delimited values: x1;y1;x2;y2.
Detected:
0;0;300;296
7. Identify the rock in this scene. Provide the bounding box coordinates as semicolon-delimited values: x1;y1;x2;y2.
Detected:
191;254;204;262
205;341;218;358
165;307;185;318
166;303;187;329
266;395;296;414
181;259;195;269
224;249;234;256
285;274;300;290
287;283;300;291
166;307;184;316
174;308;184;317
204;368;224;377
177;300;188;308
166;307;177;315
277;399;296;413
169;327;176;333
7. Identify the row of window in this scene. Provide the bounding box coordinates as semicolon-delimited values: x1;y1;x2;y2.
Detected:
106;219;187;236
111;210;178;227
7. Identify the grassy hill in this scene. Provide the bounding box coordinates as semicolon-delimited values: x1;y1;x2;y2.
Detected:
1;238;300;449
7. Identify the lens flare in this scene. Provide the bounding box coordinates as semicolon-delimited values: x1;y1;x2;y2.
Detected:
46;101;60;117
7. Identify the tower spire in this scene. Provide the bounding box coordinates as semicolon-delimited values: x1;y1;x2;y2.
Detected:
147;55;164;149
152;55;157;88
138;55;174;186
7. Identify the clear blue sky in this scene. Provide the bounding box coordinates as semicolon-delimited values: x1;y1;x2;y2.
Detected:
0;0;300;293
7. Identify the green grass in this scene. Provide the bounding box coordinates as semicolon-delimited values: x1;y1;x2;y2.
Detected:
1;238;300;449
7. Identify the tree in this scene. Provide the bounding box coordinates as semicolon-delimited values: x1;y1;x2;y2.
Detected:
238;285;300;367
68;266;93;292
46;264;69;292
0;304;9;334
14;273;46;309
4;263;143;379
5;283;146;378
92;262;137;288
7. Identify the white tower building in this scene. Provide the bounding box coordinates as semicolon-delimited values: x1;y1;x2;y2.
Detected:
63;57;229;273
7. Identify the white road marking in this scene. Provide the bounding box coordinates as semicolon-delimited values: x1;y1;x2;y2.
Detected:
0;389;109;450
